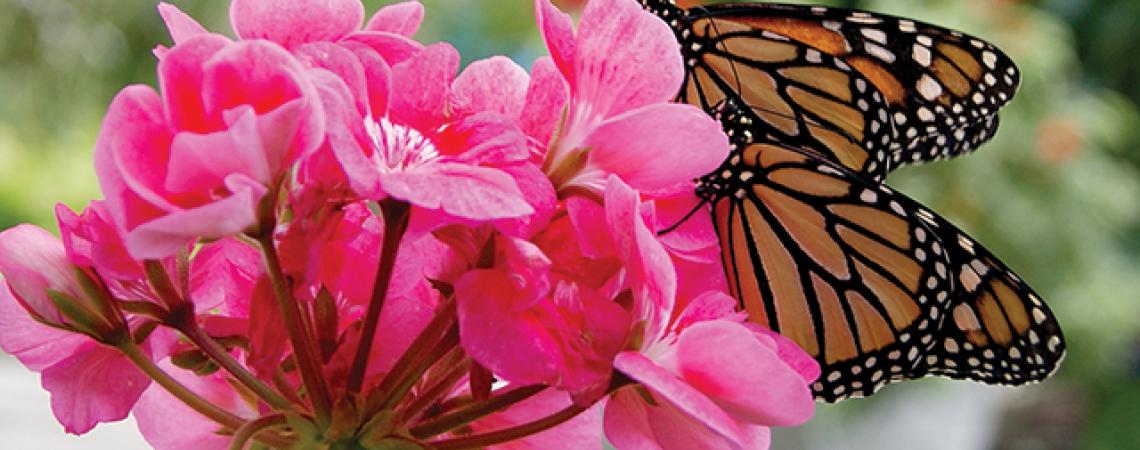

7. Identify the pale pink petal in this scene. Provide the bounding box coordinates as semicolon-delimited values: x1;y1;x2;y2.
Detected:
294;42;369;115
456;270;561;386
341;31;424;66
475;389;603;450
604;391;662;450
641;396;741;450
379;163;533;220
41;340;151;434
451;56;530;120
230;0;364;48
673;291;742;331
339;41;393;115
125;180;264;259
388;43;458;131
572;0;682;117
0;225;80;324
749;325;822;385
166;108;272;192
674;321;815;426
535;0;577;85
605;177;675;344
519;57;568;150
310;69;378;197
0;282;88;371
613;351;743;445
586;104;728;191
363;1;424;37
157;3;208;45
134;360;253;450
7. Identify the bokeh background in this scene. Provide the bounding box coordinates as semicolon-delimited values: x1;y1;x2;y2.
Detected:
0;0;1136;448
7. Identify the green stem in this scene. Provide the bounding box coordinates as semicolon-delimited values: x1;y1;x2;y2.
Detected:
258;234;333;427
399;357;471;424
228;414;289;450
144;260;183;311
179;324;293;410
347;199;411;393
365;296;457;416
409;385;546;440
427;404;586;450
379;329;459;413
118;341;245;431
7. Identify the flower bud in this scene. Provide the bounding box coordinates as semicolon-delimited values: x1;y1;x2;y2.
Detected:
0;225;125;340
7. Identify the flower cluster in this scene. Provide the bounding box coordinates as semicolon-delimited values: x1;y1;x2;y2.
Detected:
0;0;818;449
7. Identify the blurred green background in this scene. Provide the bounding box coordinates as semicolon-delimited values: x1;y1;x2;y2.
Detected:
0;0;1136;448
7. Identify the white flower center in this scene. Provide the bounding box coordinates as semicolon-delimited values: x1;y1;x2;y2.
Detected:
366;115;440;172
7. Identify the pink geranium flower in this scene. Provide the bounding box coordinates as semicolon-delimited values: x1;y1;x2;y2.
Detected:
535;0;728;193
95;33;324;259
605;292;819;450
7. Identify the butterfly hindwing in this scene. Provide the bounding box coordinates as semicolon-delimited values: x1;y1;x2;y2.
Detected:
702;103;1063;401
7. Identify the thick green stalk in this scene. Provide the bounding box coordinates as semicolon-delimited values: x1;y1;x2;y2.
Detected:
408;385;546;440
258;234;333;427
428;404;586;450
119;342;245;431
347;199;411;393
179;323;293;410
228;414;289;450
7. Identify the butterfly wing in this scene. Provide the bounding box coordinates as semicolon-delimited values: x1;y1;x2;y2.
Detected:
705;129;1063;401
679;2;1019;174
681;14;897;181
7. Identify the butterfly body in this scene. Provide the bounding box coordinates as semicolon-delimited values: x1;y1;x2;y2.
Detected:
642;0;1064;401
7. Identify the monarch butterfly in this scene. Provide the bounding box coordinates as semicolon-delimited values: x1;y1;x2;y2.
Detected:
641;0;1065;402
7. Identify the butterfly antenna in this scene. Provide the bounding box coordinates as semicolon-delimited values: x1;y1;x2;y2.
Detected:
657;197;709;236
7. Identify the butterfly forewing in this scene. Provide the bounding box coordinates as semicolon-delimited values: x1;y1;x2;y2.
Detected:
682;15;896;181
666;1;1020;176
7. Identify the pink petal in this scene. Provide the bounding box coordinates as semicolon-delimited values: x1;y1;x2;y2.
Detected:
41;340;151;434
572;0;682;117
673;291;743;332
0;225;80;324
134;361;253;450
0;281;88;371
613;351;744;445
605;177;675;344
309;69;378;197
166;108;272;192
604;391;662;450
475;389;603;450
456;270;561;386
55;202;142;281
125;180;264;259
586;104;729;191
189;238;262;313
380;163;533;220
451;56;530;120
230;0;364;48
338;41;393;115
157;3;208;45
158;34;230;133
438;112;530;164
493;163;558;238
749;325;822;385
363;1;424;37
366;281;440;377
200;41;321;161
519;57;568;150
294;42;369;115
535;0;577;86
674;321;815;426
341;31;424;66
566;195;613;259
388;43;458;131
